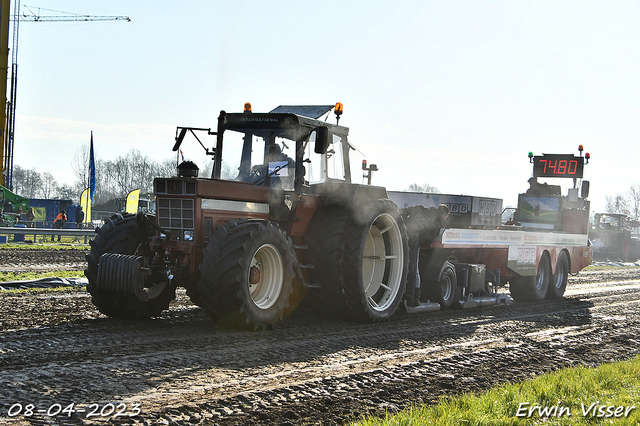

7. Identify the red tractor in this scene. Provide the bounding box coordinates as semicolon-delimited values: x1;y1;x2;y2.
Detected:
85;104;411;328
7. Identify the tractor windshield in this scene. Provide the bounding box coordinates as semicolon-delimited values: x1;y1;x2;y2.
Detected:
596;215;623;229
218;128;296;191
216;125;350;189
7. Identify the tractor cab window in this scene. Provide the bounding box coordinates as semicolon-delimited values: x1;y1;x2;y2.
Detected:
327;134;345;180
219;128;295;190
304;130;324;184
597;215;622;229
304;130;348;184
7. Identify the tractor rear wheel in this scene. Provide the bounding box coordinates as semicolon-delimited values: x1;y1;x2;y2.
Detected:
509;253;551;302
341;200;409;321
195;219;296;329
85;213;175;319
546;251;569;299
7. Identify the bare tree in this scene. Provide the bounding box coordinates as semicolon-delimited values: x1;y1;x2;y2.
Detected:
11;165;27;195
71;143;91;190
13;167;43;198
157;158;177;179
55;184;76;201
605;194;630;214
628;184;640;220
406;183;441;193
39;172;58;199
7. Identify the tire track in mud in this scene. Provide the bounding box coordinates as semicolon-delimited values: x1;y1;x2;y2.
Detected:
0;268;639;425
0;248;87;273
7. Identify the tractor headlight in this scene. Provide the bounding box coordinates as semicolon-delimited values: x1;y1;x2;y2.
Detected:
184;231;194;241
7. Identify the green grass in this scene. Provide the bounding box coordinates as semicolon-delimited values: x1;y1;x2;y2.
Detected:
0;284;86;294
0;270;85;283
354;356;640;425
0;240;89;249
584;264;639;271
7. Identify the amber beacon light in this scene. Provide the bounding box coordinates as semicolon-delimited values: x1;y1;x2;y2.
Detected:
334;102;343;124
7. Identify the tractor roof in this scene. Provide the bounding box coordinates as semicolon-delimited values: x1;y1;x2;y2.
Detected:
269;105;334;119
221;107;349;138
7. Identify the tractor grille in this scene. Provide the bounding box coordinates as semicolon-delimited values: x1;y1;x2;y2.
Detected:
157;198;195;237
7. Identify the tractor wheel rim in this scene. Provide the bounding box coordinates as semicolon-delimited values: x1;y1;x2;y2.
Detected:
144;282;167;299
134;243;166;300
362;213;403;312
554;260;565;289
536;258;549;291
249;244;283;310
441;273;453;300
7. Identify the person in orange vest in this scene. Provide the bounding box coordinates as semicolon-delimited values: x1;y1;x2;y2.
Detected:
52;210;67;241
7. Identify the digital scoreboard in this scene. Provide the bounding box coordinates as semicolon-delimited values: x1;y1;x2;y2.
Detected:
532;154;585;178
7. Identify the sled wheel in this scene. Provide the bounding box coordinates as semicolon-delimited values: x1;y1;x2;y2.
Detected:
509;252;551;302
546;251;569;299
424;262;459;309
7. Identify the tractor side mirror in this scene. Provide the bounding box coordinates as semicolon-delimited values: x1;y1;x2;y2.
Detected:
173;128;188;151
315;127;330;154
581;180;590;198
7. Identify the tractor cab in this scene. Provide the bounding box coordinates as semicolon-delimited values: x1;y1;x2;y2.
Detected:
176;103;350;188
211;104;351;190
167;103;353;232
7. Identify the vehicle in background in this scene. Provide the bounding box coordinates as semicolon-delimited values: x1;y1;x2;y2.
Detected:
0;185;29;226
590;213;640;261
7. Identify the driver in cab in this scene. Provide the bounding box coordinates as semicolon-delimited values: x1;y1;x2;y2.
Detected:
240;143;294;189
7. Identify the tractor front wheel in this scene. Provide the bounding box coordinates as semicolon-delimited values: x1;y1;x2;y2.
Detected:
195;219;296;329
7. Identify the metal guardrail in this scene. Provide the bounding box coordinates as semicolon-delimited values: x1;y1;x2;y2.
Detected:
0;227;97;237
0;227;97;243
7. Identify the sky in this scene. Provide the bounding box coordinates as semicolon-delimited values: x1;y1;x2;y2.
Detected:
10;0;640;212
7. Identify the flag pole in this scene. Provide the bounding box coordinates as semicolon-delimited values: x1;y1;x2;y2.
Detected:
87;131;96;224
88;131;92;199
89;131;96;203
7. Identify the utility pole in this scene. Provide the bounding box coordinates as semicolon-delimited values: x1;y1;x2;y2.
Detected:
0;0;9;189
0;0;14;189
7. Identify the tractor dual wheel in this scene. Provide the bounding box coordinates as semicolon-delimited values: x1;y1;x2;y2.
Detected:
341;199;409;322
305;205;351;316
195;219;296;329
85;213;176;319
509;252;551;302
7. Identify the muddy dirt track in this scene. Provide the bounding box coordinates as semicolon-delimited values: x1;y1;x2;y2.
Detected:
1;248;640;425
0;248;87;274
